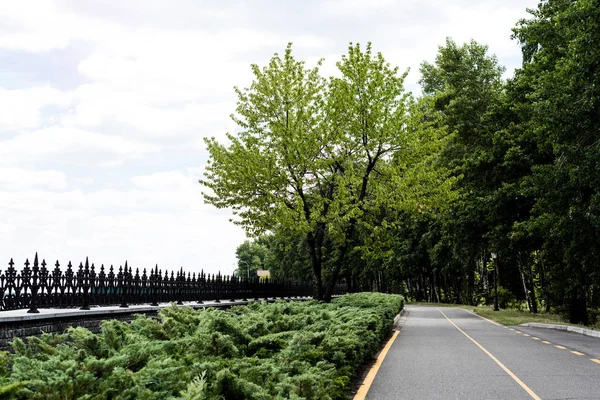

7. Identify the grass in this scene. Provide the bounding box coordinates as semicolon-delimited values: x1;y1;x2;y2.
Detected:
407;301;598;329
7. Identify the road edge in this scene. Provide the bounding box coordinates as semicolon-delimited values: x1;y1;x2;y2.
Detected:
519;322;600;339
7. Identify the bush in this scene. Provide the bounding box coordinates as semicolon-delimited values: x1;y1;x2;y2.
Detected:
0;293;403;399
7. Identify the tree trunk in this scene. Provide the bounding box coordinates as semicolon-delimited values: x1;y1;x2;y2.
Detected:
517;253;532;311
431;270;438;303
306;232;323;300
569;286;588;325
419;273;427;301
468;267;475;305
455;276;463;304
323;220;360;302
527;255;538;313
538;253;551;312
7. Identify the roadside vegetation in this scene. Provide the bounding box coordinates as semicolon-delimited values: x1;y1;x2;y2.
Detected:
0;293;403;399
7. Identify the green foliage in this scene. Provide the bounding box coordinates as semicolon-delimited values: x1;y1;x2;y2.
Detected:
201;42;453;299
235;239;270;278
496;286;517;309
0;293;403;399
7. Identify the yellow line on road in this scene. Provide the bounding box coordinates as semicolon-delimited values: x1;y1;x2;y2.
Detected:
523;333;530;337
438;309;541;400
571;351;584;356
532;337;540;340
542;341;551;344
555;345;567;350
591;359;600;365
515;330;523;334
353;330;399;400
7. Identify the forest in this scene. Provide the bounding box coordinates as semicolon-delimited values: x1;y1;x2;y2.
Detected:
202;0;600;325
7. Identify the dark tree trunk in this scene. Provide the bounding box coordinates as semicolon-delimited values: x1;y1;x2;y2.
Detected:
455;276;463;305
431;271;438;303
306;232;323;300
517;253;532;311
419;273;427;301
569;286;588;325
538;254;551;312
527;255;538;313
468;267;475;305
323;220;359;302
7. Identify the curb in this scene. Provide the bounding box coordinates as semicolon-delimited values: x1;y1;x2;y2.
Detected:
394;307;405;322
392;306;407;330
519;322;600;339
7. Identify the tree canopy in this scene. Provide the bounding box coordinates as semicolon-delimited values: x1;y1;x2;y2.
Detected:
202;43;452;301
204;0;600;322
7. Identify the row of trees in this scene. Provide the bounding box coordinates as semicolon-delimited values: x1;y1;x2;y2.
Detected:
203;0;600;324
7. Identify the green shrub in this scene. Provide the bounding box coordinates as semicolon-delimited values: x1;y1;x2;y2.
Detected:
0;292;403;399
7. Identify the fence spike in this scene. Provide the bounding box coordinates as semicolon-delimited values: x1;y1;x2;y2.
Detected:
27;254;40;313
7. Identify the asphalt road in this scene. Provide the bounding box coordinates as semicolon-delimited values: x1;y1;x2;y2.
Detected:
366;305;600;400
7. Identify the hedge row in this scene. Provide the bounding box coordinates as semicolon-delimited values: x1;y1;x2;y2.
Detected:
0;292;403;399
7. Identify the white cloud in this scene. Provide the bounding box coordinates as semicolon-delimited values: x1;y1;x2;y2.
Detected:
319;0;400;16
0;86;71;131
74;177;94;185
0;167;67;190
0;1;120;53
0;126;159;166
131;171;192;191
61;83;235;140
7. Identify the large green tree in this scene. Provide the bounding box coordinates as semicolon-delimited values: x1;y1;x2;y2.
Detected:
412;39;509;304
202;43;449;301
511;0;600;323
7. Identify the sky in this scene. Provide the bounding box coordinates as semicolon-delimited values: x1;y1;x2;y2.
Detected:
0;0;539;276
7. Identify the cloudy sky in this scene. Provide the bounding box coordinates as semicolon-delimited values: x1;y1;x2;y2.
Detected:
0;0;538;275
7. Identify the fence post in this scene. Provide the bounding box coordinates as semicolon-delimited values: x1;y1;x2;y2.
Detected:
141;268;147;304
133;268;140;304
177;267;184;305
197;270;204;304
27;254;40;313
51;261;61;307
98;264;106;306
90;263;97;307
229;275;236;302
213;273;220;303
191;272;197;303
80;258;91;310
150;265;159;306
38;259;49;309
118;263;128;308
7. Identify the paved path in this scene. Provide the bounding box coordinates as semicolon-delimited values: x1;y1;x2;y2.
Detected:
366;306;600;400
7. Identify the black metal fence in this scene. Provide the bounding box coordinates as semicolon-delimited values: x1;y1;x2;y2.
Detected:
1;254;347;313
